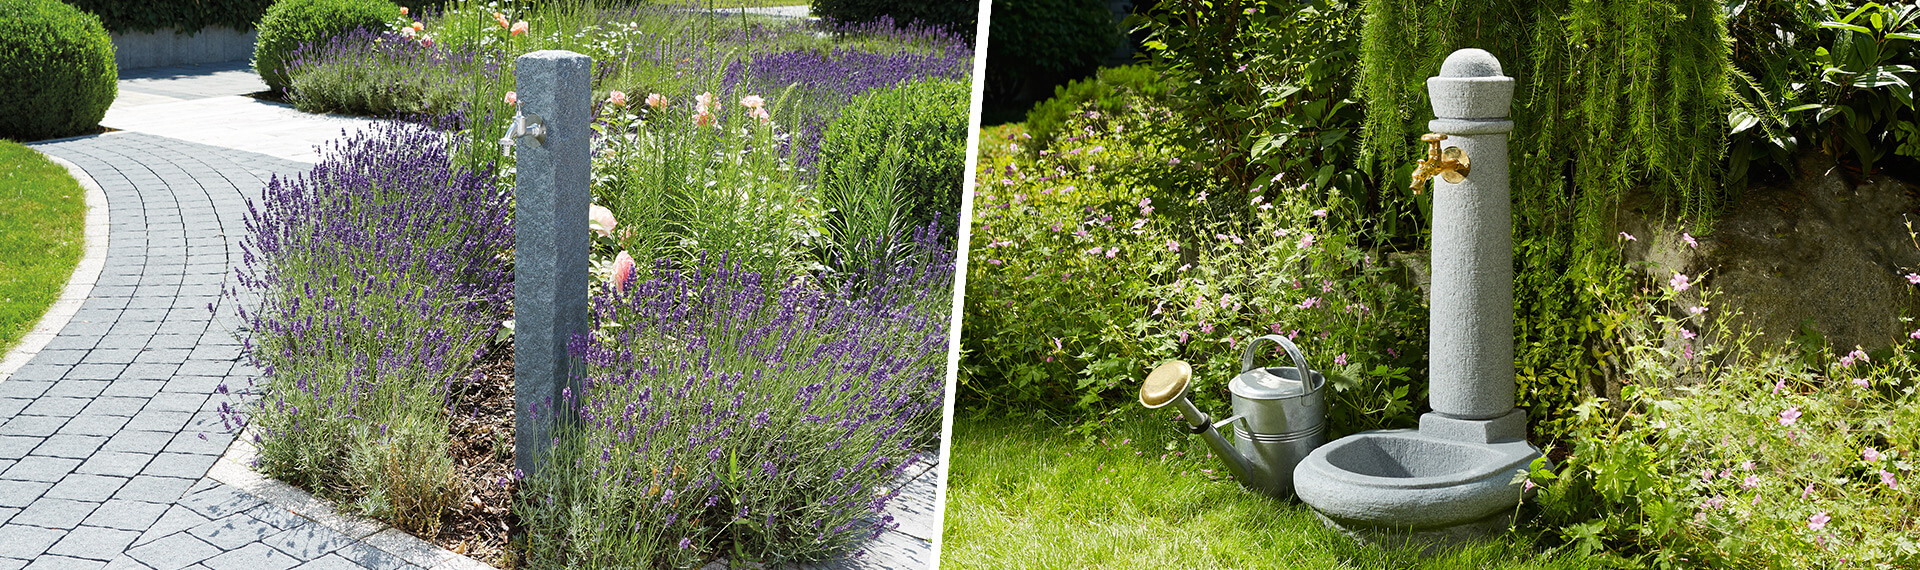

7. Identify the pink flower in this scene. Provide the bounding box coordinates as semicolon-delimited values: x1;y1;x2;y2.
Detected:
610;251;636;293
1105;247;1119;258
1741;474;1760;489
1864;447;1881;462
1334;353;1348;366
1807;512;1830;531
739;95;766;109
696;92;716;113
400;6;408;15
504;91;518;106
1908;273;1920;285
1298;234;1315;249
1779;406;1801;426
1773;378;1788;394
1165;240;1179;252
607;90;627;107
1680;328;1696;340
1620;232;1637;242
1682;233;1698;248
1670;272;1692;291
646;93;667;109
1086;247;1102;256
411;21;423;31
1849;349;1869;364
1297;297;1320;310
748;107;770;122
493;12;509;28
588;204;617;237
1312;209;1328;218
1178;331;1189;343
1911;329;1920;340
1802;483;1817;499
1852;377;1870;388
1690;306;1706;315
694;110;715;127
511;21;529;36
1881;469;1899;489
1742;460;1755;471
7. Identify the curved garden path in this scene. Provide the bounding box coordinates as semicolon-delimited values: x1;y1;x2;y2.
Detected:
0;61;940;570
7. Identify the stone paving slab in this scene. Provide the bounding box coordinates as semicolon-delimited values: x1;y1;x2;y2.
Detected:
100;96;375;164
115;62;267;106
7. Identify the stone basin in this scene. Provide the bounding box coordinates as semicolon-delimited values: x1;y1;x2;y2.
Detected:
1293;429;1538;532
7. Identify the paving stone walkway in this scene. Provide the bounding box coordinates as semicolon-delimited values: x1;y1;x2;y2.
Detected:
1;132;424;569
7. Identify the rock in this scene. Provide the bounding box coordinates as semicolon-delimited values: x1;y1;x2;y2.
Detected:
1615;152;1920;353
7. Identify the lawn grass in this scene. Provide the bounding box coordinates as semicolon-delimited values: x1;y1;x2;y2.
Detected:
941;413;1601;569
0;141;85;356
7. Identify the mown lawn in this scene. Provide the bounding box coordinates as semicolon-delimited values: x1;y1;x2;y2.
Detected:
941;413;1601;569
0;141;85;356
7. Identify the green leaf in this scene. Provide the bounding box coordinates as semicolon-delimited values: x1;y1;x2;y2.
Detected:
1819;21;1873;34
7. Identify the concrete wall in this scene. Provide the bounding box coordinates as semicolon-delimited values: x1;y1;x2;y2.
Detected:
112;26;257;70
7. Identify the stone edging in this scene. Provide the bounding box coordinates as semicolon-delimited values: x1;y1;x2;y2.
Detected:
209;431;498;569
0;151;112;381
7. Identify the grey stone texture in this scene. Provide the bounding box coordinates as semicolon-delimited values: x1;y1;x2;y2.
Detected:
512;50;595;479
111;29;258;71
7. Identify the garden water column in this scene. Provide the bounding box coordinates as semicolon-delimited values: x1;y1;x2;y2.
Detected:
513;50;593;478
1292;49;1546;549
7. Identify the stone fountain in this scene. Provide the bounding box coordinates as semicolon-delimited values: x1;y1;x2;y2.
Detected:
1291;48;1547;548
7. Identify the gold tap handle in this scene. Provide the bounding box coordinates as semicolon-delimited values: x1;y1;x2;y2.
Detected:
1409;133;1468;194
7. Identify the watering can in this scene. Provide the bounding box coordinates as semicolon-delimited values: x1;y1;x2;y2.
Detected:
1139;334;1328;498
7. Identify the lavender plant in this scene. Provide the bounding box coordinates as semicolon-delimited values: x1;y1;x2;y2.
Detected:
517;230;954;567
223;122;512;535
285;27;472;116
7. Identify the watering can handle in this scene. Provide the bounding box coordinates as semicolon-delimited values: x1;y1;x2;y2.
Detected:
1241;334;1320;394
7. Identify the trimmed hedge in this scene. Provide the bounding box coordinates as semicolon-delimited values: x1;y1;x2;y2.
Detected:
814;0;978;35
816;78;970;229
254;0;401;92
66;0;276;34
1023;64;1171;151
0;0;117;141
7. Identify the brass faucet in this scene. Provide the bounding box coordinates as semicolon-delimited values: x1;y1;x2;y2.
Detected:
1409;133;1469;194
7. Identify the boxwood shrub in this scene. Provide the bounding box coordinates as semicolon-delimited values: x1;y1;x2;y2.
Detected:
254;0;400;92
815;78;969;232
0;0;117;141
813;0;977;34
65;0;275;34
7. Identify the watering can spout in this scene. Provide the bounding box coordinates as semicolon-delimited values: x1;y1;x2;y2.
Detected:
1139;361;1264;488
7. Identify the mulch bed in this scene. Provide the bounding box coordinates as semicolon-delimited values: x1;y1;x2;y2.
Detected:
434;342;520;566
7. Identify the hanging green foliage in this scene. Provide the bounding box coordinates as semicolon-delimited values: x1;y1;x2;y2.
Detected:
1358;0;1732;440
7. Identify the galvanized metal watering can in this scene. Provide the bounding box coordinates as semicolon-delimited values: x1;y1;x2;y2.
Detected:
1139;334;1328;498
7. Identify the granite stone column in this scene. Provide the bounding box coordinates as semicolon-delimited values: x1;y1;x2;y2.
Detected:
1420;49;1528;441
513;50;592;477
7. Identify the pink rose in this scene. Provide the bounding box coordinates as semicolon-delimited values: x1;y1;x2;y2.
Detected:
611;251;636;293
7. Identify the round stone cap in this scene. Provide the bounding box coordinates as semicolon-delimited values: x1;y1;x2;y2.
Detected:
1439;48;1502;78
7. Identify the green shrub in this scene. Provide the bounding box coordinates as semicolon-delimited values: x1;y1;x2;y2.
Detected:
816;78;969;239
1527;270;1920;567
1023;65;1171;152
813;0;977;34
253;0;401;92
983;0;1118;116
961;102;1428;429
65;0;275;34
0;0;117;141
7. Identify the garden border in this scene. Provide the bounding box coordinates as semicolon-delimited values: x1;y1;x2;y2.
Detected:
0;152;111;382
207;429;497;569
